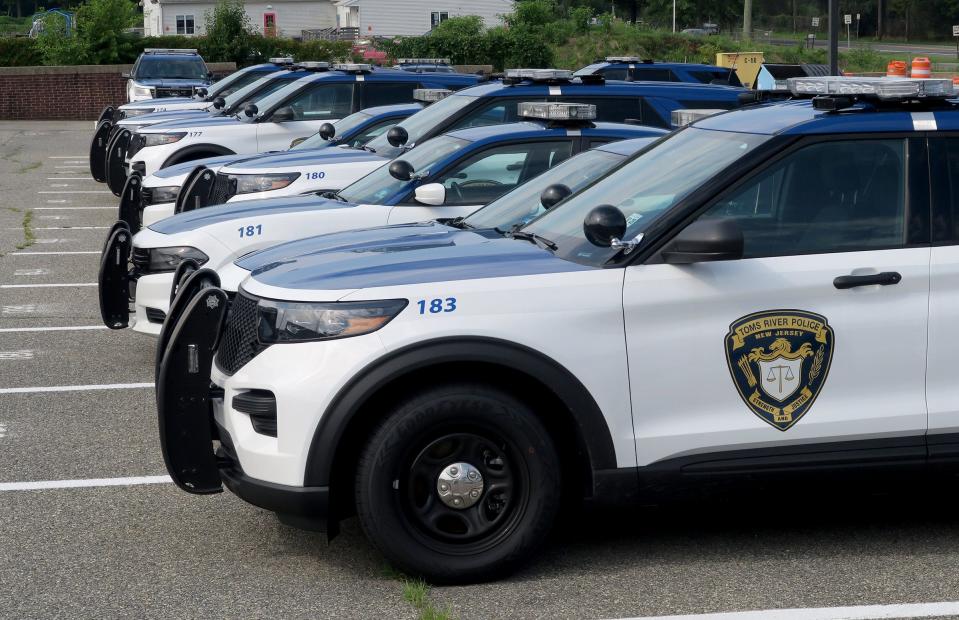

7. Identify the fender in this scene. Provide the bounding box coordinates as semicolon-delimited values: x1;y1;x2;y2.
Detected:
304;336;618;487
161;144;235;169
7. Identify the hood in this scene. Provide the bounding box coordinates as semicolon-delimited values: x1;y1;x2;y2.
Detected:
135;78;210;87
239;222;592;292
118;109;208;126
221;147;387;172
149;195;359;235
152;153;262;179
122;97;196;109
139;116;245;132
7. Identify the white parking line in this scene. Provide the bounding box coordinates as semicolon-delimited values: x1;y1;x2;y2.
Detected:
47;156;86;159
0;283;96;288
0;325;107;333
615;601;959;620
12;251;100;255
1;305;36;314
44;200;69;204
37;191;111;194
0;475;172;491
35;206;113;210
14;269;50;276
0;350;34;360
46;178;94;181
0;382;153;395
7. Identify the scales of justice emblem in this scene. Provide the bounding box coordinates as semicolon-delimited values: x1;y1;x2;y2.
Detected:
724;310;835;431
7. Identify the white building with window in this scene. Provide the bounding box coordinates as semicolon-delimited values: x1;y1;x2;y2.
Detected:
143;0;337;38
335;0;512;37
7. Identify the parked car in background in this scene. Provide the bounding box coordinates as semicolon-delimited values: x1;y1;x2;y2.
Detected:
124;49;212;103
575;57;741;86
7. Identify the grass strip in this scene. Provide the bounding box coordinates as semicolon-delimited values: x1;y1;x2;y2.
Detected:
385;566;454;620
16;209;35;250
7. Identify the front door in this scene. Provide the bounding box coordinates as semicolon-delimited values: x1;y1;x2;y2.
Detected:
264;12;277;37
623;136;930;468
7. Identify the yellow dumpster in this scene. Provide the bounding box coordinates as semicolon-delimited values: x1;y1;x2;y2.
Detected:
715;52;765;89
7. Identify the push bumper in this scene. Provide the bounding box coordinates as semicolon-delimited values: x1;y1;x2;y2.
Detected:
156;285;330;522
97;223;134;329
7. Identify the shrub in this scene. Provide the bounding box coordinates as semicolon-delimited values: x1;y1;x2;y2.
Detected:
76;0;139;64
200;0;255;64
34;12;88;65
0;38;42;67
569;6;594;35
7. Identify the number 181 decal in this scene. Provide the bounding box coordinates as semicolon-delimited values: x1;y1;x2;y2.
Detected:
417;298;456;314
238;224;262;238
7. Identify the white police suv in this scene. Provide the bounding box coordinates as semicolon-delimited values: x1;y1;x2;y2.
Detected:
156;76;959;582
123;64;478;179
125;102;422;230
100;104;665;335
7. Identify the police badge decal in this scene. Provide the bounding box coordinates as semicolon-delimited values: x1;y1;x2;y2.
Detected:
724;310;835;431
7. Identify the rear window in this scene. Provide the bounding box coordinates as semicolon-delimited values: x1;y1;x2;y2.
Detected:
689;69;742;86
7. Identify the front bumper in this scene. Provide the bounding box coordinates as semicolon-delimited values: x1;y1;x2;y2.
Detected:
156;286;330;521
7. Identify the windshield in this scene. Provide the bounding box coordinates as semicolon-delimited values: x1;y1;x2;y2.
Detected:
293;110;373;150
207;68;270;100
464;149;628;231
364;94;477;159
221;74;292;114
137;57;208;80
338;136;470;205
523;128;770;266
243;77;314;121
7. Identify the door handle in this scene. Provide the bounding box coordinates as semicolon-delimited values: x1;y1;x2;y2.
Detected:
833;271;902;289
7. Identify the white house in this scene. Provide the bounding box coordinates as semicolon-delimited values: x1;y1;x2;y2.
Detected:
335;0;513;37
143;0;337;38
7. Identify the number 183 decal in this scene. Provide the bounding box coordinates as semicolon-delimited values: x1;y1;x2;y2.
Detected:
417;298;456;314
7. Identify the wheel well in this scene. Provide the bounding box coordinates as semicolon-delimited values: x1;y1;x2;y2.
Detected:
162;146;233;169
328;360;594;520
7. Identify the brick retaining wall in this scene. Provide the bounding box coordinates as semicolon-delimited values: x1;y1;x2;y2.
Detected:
0;63;236;121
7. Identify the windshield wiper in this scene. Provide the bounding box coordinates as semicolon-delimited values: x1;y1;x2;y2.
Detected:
319;191;348;202
445;216;472;230
498;224;556;251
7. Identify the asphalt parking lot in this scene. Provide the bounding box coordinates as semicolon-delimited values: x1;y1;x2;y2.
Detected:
5;121;959;620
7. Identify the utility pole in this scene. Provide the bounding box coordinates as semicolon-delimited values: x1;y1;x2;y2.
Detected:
743;0;752;39
672;0;676;32
828;0;839;75
877;0;883;40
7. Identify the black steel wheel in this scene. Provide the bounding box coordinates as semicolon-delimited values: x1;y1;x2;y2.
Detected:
355;383;560;584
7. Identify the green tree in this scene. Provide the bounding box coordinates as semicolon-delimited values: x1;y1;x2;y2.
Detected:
75;0;138;64
200;0;254;64
34;11;86;64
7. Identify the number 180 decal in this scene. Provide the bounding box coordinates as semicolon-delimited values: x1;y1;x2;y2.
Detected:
417;298;456;314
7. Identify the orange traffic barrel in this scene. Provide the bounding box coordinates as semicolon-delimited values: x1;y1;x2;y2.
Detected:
886;60;907;77
912;57;931;78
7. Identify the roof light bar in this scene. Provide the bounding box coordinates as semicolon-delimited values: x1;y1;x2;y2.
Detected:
413;88;452;102
605;56;643;63
398;58;450;64
333;62;372;73
518;102;596;121
143;48;197;54
268;56;295;65
670;108;728;128
788;76;954;99
297;61;330;71
504;68;573;82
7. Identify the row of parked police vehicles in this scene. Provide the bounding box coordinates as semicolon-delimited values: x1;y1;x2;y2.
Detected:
91;53;959;583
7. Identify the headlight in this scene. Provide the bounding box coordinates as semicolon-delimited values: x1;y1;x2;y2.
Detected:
143;132;187;148
144;185;179;206
132;84;154;98
146;246;208;272
232;172;301;195
123;108;153;118
256;298;408;343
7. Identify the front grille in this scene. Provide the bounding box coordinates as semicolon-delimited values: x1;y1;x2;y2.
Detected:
216;290;268;375
127;134;146;159
209;173;237;205
131;247;150;271
145;307;167;323
155;87;194;98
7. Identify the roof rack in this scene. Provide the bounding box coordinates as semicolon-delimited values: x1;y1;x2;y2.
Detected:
503;68;573;85
518;102;596;122
143;48;198;55
413;88;452;103
788;76;954;100
333;62;373;74
397;58;450;65
295;61;331;72
670;108;728;127
268;57;295;65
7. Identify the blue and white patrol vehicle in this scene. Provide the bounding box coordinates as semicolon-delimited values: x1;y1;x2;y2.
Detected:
121;63;478;180
128;102;421;229
575;56;743;86
124;49;212;103
156;76;959;583
99;103;665;335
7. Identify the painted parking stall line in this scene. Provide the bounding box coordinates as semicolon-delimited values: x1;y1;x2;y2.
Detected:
0;283;96;289
0;382;153;395
615;601;959;620
0;475;172;492
37;191;112;195
0;350;34;360
36;206;114;210
0;325;107;333
11;251;100;255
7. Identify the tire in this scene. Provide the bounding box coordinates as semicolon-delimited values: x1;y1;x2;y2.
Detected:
355;383;561;584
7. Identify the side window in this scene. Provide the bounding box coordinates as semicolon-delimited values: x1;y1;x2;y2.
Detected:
450;101;512;130
632;68;674;82
599;68;628;80
559;97;642;125
699;139;908;258
282;83;354;120
363;82;416;108
347;120;396;148
931;138;959;242
432;141;574;206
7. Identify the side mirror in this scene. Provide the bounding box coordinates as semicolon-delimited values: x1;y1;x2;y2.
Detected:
387;125;409;147
319;122;336;140
195;87;208;98
120;72;131;79
414;183;445;206
660;218;743;264
243;103;259;118
271;106;295;122
289;137;308;148
207;71;214;80
540;184;572;209
212;97;226;109
389;160;415;181
583;204;626;247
